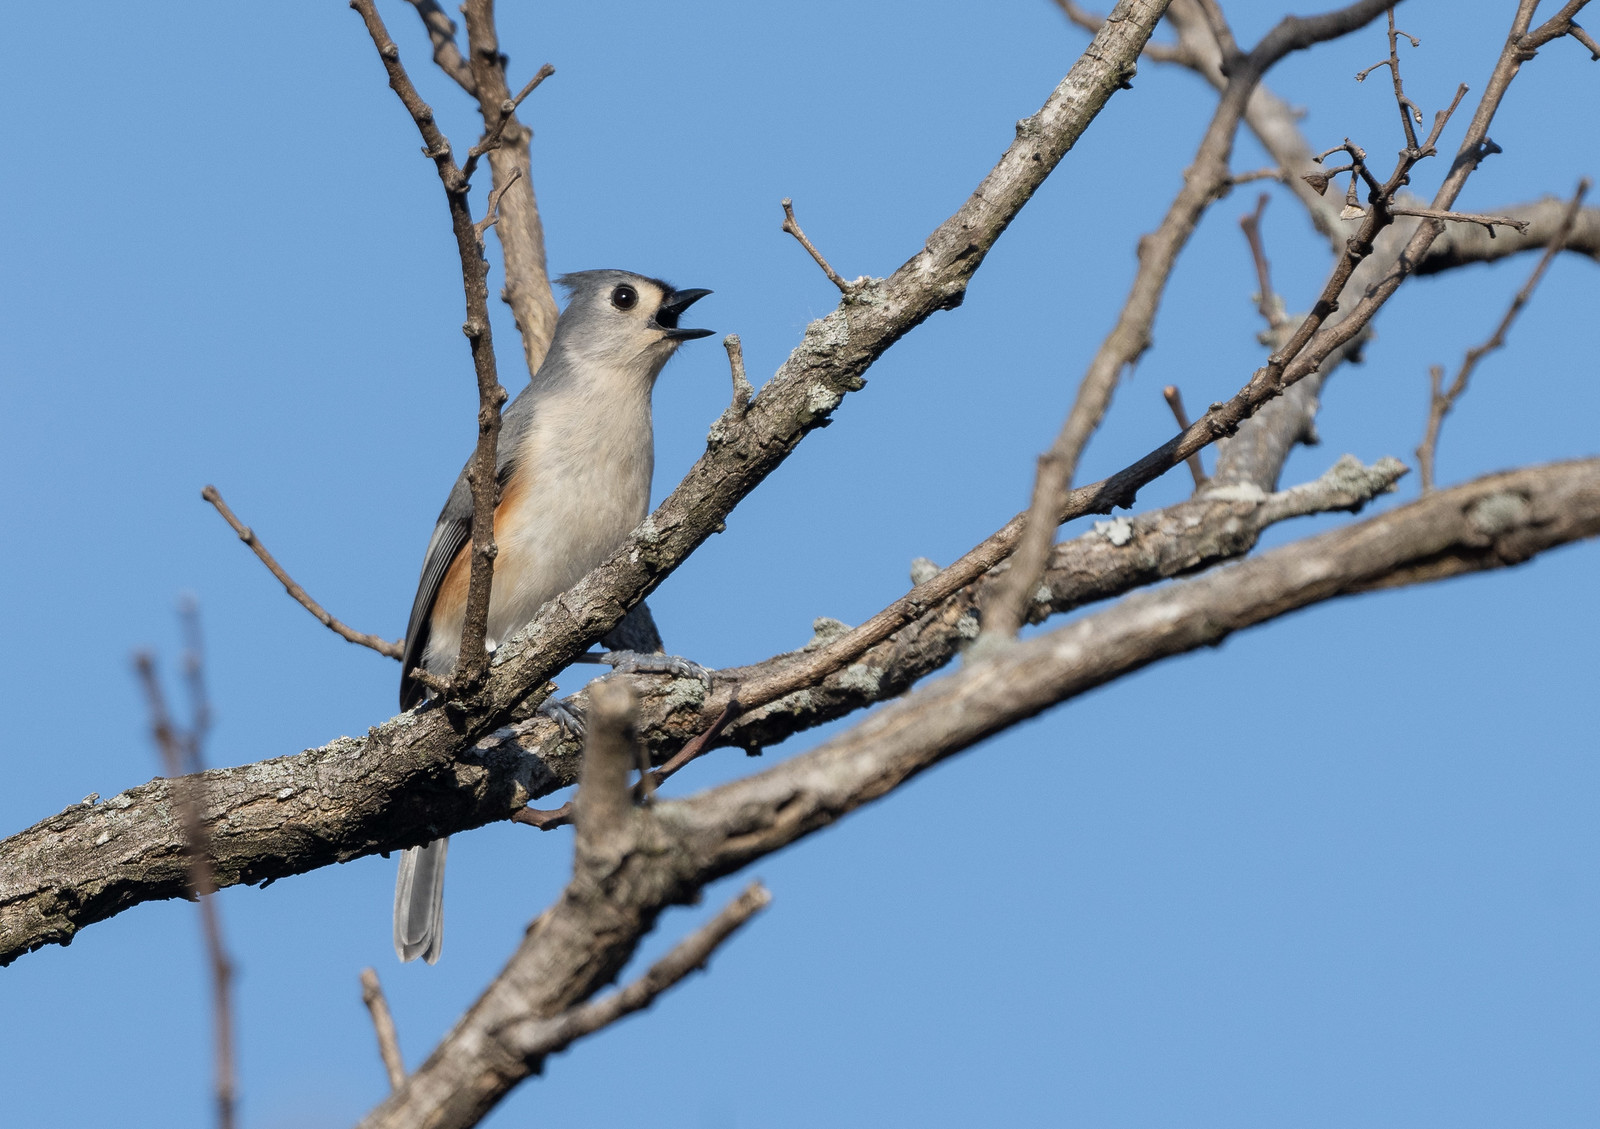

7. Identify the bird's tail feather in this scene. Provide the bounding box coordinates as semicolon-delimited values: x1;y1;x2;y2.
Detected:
394;838;448;964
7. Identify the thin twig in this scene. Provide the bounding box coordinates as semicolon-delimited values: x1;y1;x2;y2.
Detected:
473;166;523;242
1355;9;1424;152
134;607;236;1129
1227;166;1284;186
780;198;858;293
351;0;507;698
1162;387;1208;489
360;969;407;1091
510;800;573;830
982;0;1397;642
461;64;554;183
1416;178;1590;491
1386;205;1530;233
723;334;753;414
649;692;743;788
499;882;771;1058
516;692;743;827
1570;20;1600;58
1052;0;1193;64
1238;193;1289;330
201;486;403;660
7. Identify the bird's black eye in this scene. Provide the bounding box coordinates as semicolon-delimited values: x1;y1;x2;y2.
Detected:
611;284;638;310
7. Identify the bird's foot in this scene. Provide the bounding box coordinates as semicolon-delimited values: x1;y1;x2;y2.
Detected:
538;695;586;740
601;650;715;689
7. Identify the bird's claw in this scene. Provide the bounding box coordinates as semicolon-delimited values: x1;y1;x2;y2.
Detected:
602;650;715;689
538;696;586;740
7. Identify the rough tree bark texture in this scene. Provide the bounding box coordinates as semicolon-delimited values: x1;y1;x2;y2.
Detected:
354;455;1600;1128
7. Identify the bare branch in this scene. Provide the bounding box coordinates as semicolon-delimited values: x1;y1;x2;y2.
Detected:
1569;19;1600;58
1356;8;1424;153
1417;179;1590;491
460;63;554;185
982;0;1395;641
200;485;403;660
1238;192;1289;330
1162;386;1208;488
350;0;507;698
1227;166;1284;187
1414;196;1600;272
3;445;1406;966
723;333;754;414
1385;205;1529;233
496;882;771;1061
473;165;523;241
360;968;407;1091
461;0;560;375
511;801;573;831
404;0;476;93
1523;0;1596;51
357;456;1600;1128
780;198;859;293
133;610;236;1129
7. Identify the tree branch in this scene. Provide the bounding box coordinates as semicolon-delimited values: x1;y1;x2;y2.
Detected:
200;485;403;660
360;968;407;1091
356;455;1600;1128
4;0;1556;950
983;0;1395;640
494;882;770;1061
780;197;859;292
0;445;1401;967
1417;179;1590;491
133;608;236;1129
1412;195;1600;273
403;0;475;93
460;0;561;375
350;0;507;696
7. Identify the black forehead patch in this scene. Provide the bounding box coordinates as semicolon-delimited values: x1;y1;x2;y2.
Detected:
555;269;676;297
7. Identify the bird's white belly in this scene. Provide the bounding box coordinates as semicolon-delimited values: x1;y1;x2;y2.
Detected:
419;377;655;675
484;462;647;649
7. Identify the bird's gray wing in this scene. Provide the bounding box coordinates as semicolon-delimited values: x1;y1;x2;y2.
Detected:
399;390;534;710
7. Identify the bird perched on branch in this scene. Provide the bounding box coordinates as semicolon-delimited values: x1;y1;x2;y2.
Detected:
393;269;715;964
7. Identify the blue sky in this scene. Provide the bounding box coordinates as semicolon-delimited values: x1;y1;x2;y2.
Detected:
2;2;1597;1126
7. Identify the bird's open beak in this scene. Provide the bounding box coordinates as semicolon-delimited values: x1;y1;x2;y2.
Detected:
655;288;714;341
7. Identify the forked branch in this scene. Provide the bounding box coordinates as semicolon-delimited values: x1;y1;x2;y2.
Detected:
1417;178;1590;491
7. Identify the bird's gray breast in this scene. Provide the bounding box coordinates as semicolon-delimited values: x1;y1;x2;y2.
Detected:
484;373;655;647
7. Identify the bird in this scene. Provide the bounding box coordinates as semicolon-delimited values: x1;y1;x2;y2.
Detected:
393;269;714;964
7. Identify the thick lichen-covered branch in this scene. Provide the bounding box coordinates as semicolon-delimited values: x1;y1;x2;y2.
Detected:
0;448;1399;968
355;455;1600;1129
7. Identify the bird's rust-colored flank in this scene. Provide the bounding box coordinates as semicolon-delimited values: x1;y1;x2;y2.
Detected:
432;470;531;639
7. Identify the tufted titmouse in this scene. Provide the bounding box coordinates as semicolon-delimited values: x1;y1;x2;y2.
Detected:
393;269;713;964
